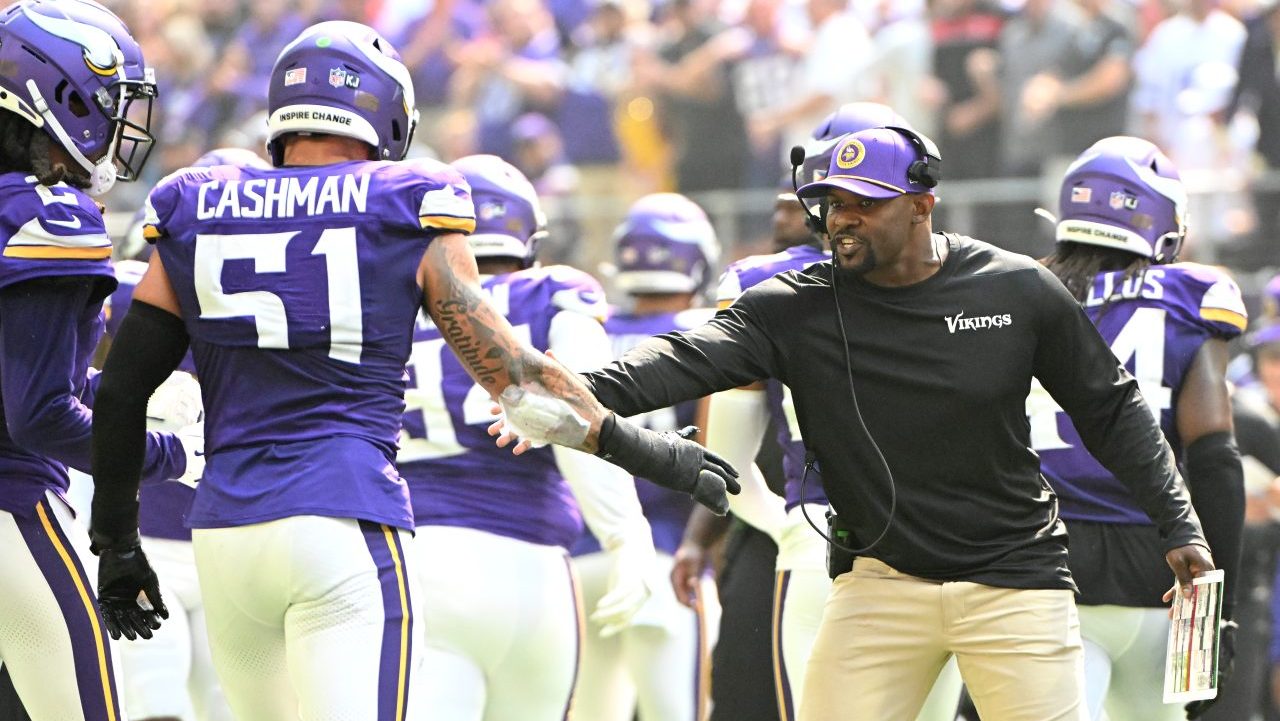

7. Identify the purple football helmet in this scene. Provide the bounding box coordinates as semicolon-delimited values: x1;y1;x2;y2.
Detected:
799;102;909;187
267;21;417;166
451;154;546;267
614;193;719;295
0;0;157;195
1056;136;1187;263
1263;274;1280;321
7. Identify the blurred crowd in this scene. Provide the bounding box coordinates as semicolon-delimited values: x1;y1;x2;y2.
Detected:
92;0;1280;272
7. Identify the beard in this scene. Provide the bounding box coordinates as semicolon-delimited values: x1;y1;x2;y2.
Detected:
831;238;877;277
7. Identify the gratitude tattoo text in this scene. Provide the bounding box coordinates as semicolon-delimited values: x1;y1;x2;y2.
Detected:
434;298;506;387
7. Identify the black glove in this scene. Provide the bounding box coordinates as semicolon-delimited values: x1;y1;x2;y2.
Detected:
597;414;740;515
93;538;168;641
1184;619;1237;720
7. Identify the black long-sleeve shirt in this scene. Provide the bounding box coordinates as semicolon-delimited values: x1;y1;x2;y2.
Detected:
584;234;1206;590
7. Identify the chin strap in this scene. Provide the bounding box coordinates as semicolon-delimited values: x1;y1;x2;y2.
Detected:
26;78;120;196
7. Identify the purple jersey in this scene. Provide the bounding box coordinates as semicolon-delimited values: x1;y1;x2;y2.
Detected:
574;307;715;556
718;244;829;509
0;174;115;515
399;265;608;548
145;159;476;531
1033;264;1247;524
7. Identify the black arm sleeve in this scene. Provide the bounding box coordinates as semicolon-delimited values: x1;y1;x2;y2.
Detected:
90;301;190;550
1184;431;1245;618
1232;401;1280;474
1031;269;1205;551
583;300;779;417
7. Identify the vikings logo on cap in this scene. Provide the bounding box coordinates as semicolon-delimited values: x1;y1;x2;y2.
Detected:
835;137;865;170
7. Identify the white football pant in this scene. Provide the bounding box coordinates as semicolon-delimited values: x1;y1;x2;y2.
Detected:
573;550;721;721
1080;605;1183;721
118;536;232;721
0;491;124;721
192;516;421;721
412;526;582;721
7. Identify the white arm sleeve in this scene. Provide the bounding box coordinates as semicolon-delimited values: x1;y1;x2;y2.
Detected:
549;310;653;549
706;387;786;540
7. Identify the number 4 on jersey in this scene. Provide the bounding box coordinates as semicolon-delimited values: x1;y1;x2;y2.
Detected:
1028;308;1171;451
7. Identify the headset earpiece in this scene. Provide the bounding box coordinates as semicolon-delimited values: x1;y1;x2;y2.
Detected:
886;125;942;189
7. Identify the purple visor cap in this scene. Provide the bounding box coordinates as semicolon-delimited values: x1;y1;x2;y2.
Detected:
796;127;933;200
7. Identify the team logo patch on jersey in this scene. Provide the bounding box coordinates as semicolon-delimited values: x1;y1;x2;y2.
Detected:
1070;186;1091;203
835;138;866;170
1110;191;1138;210
284;68;307;86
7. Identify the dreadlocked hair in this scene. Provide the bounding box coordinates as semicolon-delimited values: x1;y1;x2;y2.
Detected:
0;111;69;187
1040;242;1152;304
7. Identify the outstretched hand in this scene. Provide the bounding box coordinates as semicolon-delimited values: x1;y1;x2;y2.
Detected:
595;415;740;515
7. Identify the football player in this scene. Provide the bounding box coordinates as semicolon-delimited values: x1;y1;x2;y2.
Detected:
572;193;722;721
401;154;656;720
704;102;962;721
1034;136;1247;721
89;20;736;721
0;1;193;720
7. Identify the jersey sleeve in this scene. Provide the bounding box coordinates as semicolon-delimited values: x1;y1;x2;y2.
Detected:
545;265;608;321
715;265;744;309
0;179;114;290
384;159;476;236
1175;263;1248;339
140;167;198;244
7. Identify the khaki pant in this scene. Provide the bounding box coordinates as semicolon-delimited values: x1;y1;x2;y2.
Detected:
800;557;1087;721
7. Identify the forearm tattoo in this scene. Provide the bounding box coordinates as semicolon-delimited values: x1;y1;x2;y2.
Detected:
425;239;606;451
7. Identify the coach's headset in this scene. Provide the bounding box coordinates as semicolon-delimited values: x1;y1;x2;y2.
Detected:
786;125;943;558
793;125;941;235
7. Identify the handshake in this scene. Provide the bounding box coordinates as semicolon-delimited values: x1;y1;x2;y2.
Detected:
493;386;741;515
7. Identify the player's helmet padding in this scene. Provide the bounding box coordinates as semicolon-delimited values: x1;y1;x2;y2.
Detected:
267;21;417;166
1056;136;1187;263
0;0;158;194
452;154;546;268
614;193;719;295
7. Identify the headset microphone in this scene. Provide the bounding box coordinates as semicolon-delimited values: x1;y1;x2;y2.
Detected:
789;144;807;172
790;145;826;235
